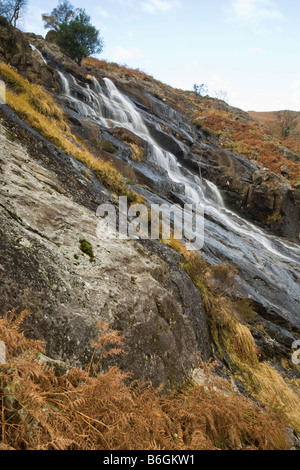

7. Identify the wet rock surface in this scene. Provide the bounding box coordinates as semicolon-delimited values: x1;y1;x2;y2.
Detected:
0;114;211;390
0;26;299;395
2;26;299;241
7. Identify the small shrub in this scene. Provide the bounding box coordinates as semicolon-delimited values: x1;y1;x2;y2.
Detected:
79;239;95;262
100;140;117;154
153;92;163;101
192;119;203;130
210;263;239;294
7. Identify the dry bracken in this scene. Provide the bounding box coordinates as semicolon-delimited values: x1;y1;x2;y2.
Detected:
0;310;290;450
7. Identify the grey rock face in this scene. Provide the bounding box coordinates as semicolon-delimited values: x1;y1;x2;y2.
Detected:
286;427;300;450
0;24;299;401
0;116;211;391
0;341;5;364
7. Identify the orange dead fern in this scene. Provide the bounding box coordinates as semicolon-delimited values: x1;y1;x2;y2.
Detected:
0;310;289;450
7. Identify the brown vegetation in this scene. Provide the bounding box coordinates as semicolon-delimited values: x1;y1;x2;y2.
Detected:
0;309;290;450
163;238;300;433
249;111;300;169
193;108;300;184
84;57;157;84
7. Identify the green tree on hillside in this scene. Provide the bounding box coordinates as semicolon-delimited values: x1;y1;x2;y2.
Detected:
55;9;104;65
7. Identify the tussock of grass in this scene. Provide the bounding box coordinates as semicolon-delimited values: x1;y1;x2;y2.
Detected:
127;142;144;162
246;363;300;432
210;299;260;368
0;62;141;203
162;239;300;432
0;310;289;450
100;140;117;154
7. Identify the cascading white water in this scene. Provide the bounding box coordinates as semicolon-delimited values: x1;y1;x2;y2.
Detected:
57;71;70;96
61;73;204;207
204;180;224;207
56;71;300;263
102;78;204;207
30;44;47;65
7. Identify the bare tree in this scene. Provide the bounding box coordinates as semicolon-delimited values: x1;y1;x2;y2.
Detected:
275;110;298;139
214;89;229;103
0;0;27;27
42;1;79;31
193;83;208;97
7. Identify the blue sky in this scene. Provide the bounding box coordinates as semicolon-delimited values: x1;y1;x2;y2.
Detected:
21;0;300;112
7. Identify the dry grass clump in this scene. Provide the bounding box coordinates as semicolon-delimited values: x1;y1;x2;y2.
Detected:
161;240;300;432
0;62;141;203
244;363;300;433
0;310;289;450
125;141;144;163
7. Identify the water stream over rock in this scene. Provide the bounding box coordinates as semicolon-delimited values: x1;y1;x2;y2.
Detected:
57;71;300;332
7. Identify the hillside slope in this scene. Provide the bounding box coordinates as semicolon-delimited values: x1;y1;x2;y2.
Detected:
0;18;299;449
249;110;300;157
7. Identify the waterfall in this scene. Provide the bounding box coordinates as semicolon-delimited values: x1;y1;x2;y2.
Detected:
59;72;204;208
30;44;47;65
102;78;205;207
57;71;70;96
204;180;224;207
56;71;300;266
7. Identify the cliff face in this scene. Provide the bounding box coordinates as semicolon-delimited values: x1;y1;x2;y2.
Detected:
0;110;213;391
0;20;299;407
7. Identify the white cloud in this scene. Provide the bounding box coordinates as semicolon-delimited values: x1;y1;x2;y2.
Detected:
141;0;181;14
21;4;45;35
111;46;144;63
95;8;110;18
230;0;283;21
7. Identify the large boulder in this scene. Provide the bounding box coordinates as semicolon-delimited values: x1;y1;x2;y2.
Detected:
0;16;31;66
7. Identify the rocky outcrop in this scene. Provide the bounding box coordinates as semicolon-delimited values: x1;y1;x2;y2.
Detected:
0;17;31;66
0;108;211;391
189;143;300;239
0;20;57;90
